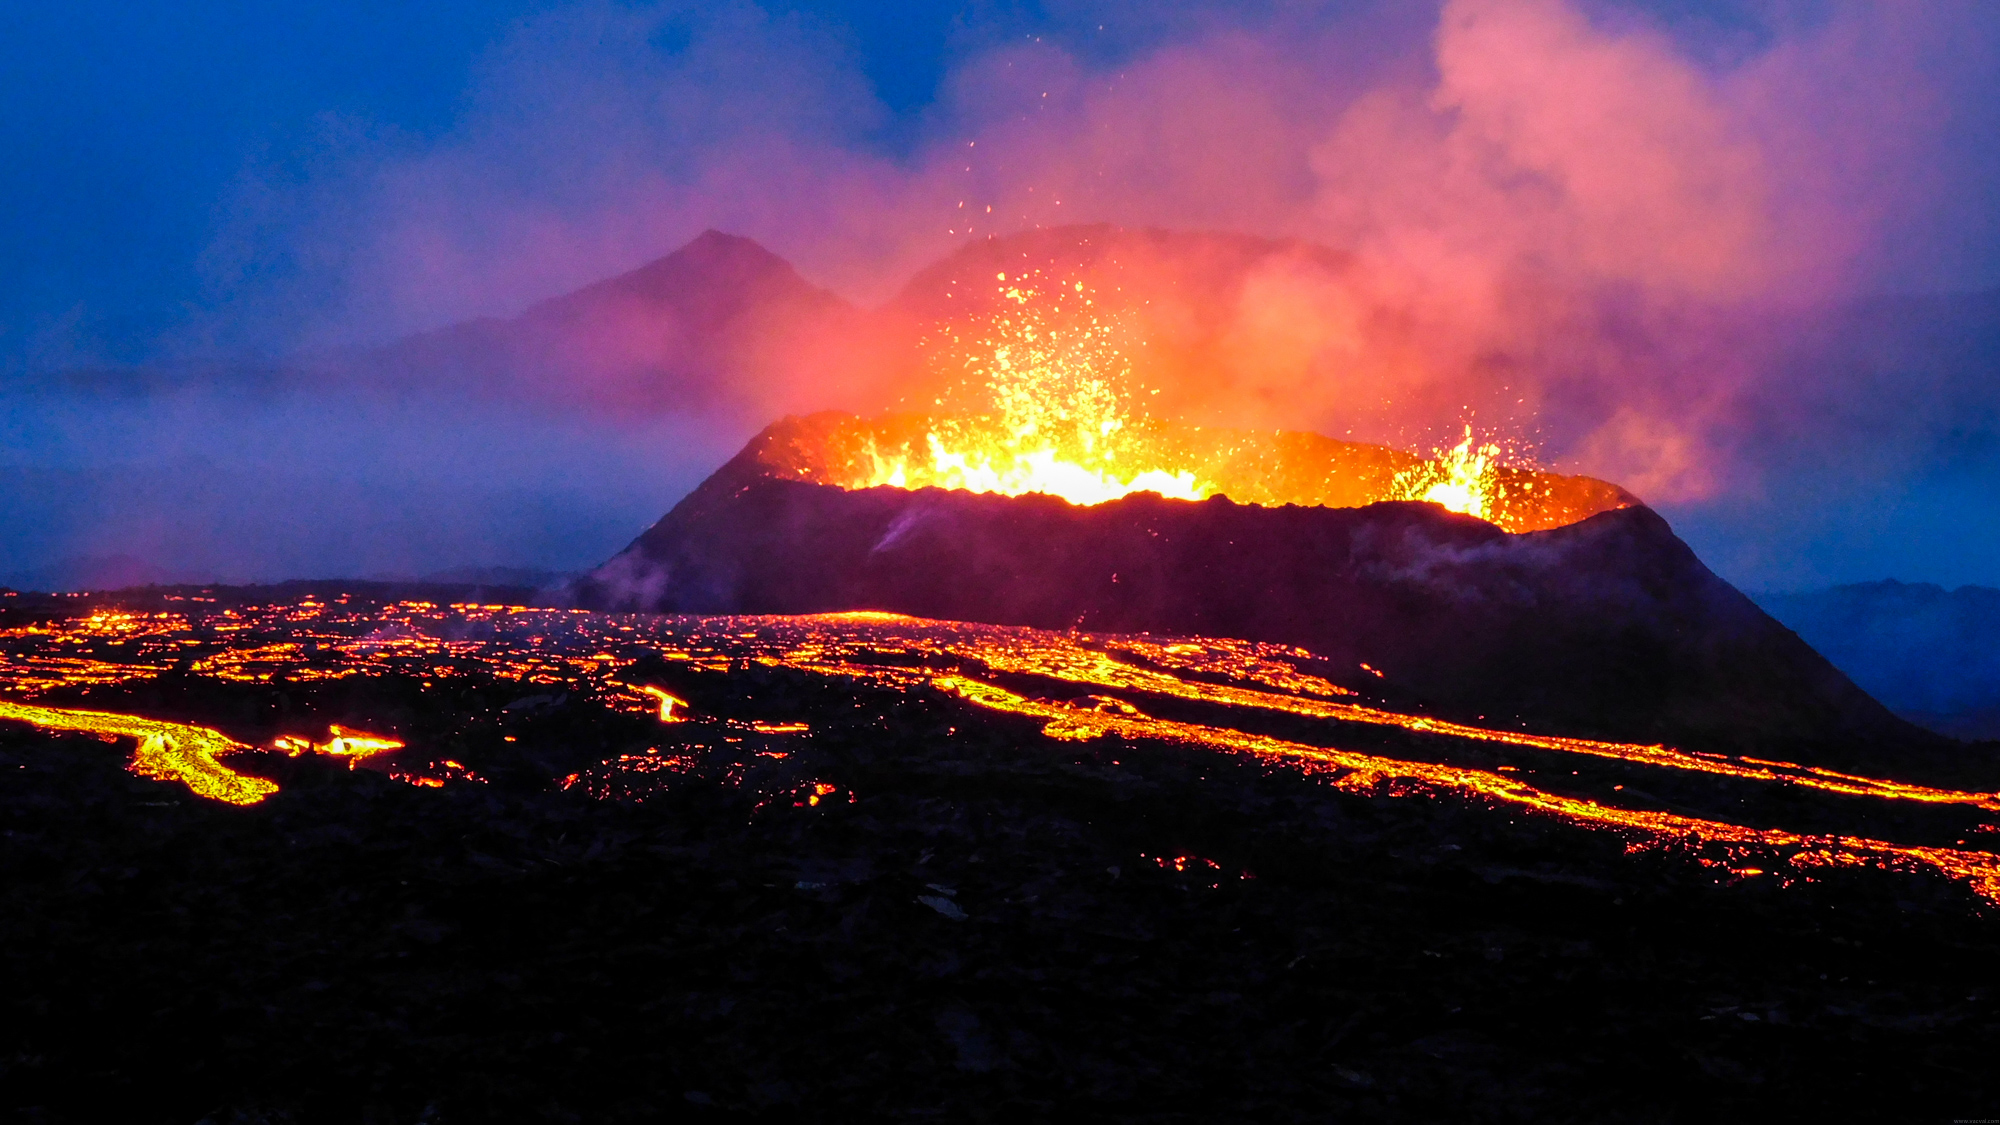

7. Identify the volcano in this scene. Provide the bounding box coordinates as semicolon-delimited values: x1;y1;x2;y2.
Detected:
571;411;1959;779
9;235;2000;1125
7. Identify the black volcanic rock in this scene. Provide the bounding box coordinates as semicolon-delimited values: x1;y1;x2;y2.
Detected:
9;644;1999;1123
574;426;1960;774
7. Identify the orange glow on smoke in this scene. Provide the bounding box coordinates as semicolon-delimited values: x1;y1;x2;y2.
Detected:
774;275;1626;532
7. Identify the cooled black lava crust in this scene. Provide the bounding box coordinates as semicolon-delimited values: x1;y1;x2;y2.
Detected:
4;631;1999;1124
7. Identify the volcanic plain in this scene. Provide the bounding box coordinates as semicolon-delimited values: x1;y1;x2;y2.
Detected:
3;580;1999;1123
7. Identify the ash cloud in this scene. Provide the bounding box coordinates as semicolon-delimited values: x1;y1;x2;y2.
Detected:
40;0;2000;588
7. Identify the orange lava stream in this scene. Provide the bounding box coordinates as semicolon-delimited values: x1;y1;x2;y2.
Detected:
271;725;406;768
635;685;690;722
5;598;1995;904
1083;644;2000;811
782;615;2000;814
0;698;275;805
929;676;2000;905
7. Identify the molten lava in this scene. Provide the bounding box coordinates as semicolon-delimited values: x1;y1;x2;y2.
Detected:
757;274;1628;533
1393;425;1505;524
3;595;1997;905
271;725;406;768
636;685;690;722
0;698;275;805
860;275;1205;506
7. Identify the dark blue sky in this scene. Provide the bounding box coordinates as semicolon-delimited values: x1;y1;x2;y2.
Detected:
0;1;1019;365
0;0;1321;366
2;3;519;362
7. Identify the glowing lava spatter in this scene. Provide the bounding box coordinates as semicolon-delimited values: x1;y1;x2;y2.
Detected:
1393;425;1504;523
862;274;1206;506
852;274;1519;521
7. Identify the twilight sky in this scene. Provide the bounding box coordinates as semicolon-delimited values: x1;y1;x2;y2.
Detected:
2;0;1998;590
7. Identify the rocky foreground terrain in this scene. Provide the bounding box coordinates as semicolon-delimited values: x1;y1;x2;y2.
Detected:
2;587;1997;1123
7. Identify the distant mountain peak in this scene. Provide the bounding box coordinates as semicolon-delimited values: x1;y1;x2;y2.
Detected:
358;226;860;413
685;227;768;256
521;228;842;324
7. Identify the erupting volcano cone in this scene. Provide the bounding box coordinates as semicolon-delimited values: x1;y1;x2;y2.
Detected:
572;412;1953;773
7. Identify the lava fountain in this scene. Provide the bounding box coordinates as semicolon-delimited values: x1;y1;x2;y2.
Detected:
761;272;1629;533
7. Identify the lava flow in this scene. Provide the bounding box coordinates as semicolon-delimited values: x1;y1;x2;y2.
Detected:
271;725;406;768
0;698;275;805
2;594;1996;908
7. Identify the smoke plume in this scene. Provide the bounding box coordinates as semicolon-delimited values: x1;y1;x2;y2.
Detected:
20;0;1995;588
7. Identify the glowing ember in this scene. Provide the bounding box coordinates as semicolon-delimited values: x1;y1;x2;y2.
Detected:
392;759;488;788
638;684;690;722
272;725;406;768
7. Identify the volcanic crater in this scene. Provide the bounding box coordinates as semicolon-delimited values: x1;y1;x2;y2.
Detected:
573;410;1944;779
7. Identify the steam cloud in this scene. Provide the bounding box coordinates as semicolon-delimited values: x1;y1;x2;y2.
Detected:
18;0;1999;588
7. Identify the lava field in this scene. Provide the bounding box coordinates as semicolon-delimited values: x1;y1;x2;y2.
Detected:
2;584;1998;1122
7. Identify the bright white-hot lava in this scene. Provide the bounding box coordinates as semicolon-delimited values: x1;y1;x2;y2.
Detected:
856;274;1524;521
863;275;1206;506
1392;426;1505;523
